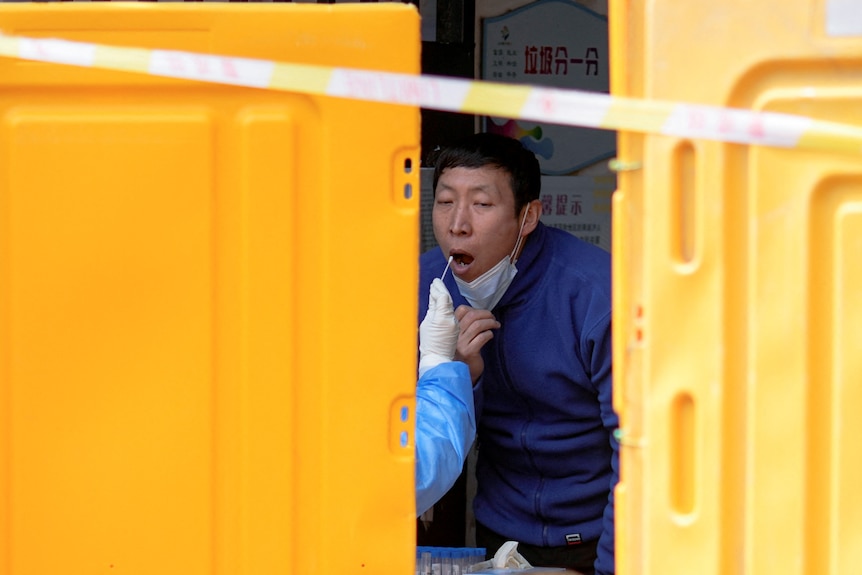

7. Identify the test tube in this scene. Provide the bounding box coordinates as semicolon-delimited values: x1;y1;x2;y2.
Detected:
466;548;486;572
450;549;463;575
420;550;432;575
441;549;452;575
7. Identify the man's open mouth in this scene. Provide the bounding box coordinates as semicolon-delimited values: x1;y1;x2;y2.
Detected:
449;250;474;268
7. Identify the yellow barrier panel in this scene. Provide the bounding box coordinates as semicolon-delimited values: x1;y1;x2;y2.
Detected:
610;0;862;574
0;4;420;575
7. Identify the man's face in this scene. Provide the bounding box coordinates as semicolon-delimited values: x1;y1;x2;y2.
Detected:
432;166;522;283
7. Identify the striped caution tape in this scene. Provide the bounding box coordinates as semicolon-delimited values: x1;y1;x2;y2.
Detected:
1;33;862;156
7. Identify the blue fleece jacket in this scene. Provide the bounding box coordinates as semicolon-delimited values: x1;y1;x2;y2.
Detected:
419;222;618;575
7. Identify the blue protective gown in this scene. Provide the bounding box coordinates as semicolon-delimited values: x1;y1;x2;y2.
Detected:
415;361;476;516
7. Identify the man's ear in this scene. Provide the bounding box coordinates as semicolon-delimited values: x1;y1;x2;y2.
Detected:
520;199;543;236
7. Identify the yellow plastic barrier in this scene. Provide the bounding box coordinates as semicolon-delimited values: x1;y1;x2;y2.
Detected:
610;1;862;575
0;4;420;575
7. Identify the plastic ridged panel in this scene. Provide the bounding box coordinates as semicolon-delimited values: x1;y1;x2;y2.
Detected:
0;5;421;575
610;2;862;574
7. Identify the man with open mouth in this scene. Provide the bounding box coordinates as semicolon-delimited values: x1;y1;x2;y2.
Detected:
418;133;617;575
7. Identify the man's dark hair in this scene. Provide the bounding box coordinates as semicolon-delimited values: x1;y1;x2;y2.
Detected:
430;132;541;217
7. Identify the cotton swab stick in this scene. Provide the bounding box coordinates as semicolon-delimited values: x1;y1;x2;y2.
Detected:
440;255;454;281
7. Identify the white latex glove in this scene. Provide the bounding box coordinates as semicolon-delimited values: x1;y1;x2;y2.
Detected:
490;541;532;569
469;541;533;572
418;278;459;378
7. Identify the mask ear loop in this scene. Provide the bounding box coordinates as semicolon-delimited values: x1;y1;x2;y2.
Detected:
508;205;531;264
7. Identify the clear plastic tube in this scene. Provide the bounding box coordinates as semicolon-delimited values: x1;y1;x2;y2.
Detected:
420;550;432;575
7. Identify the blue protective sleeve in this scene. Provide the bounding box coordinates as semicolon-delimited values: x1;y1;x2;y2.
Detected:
415;361;476;516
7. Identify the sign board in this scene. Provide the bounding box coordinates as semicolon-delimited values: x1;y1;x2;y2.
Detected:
481;0;616;174
539;175;613;252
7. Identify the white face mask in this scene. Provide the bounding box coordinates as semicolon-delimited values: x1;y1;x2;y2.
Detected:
454;208;529;310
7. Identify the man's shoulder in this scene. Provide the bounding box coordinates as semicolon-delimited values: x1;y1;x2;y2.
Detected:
420;247;440;263
543;227;611;275
546;226;609;258
418;248;446;300
420;247;446;271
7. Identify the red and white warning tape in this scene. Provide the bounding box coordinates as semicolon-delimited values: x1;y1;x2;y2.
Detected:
2;33;861;156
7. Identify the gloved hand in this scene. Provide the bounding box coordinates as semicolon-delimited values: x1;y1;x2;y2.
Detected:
419;278;459;378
